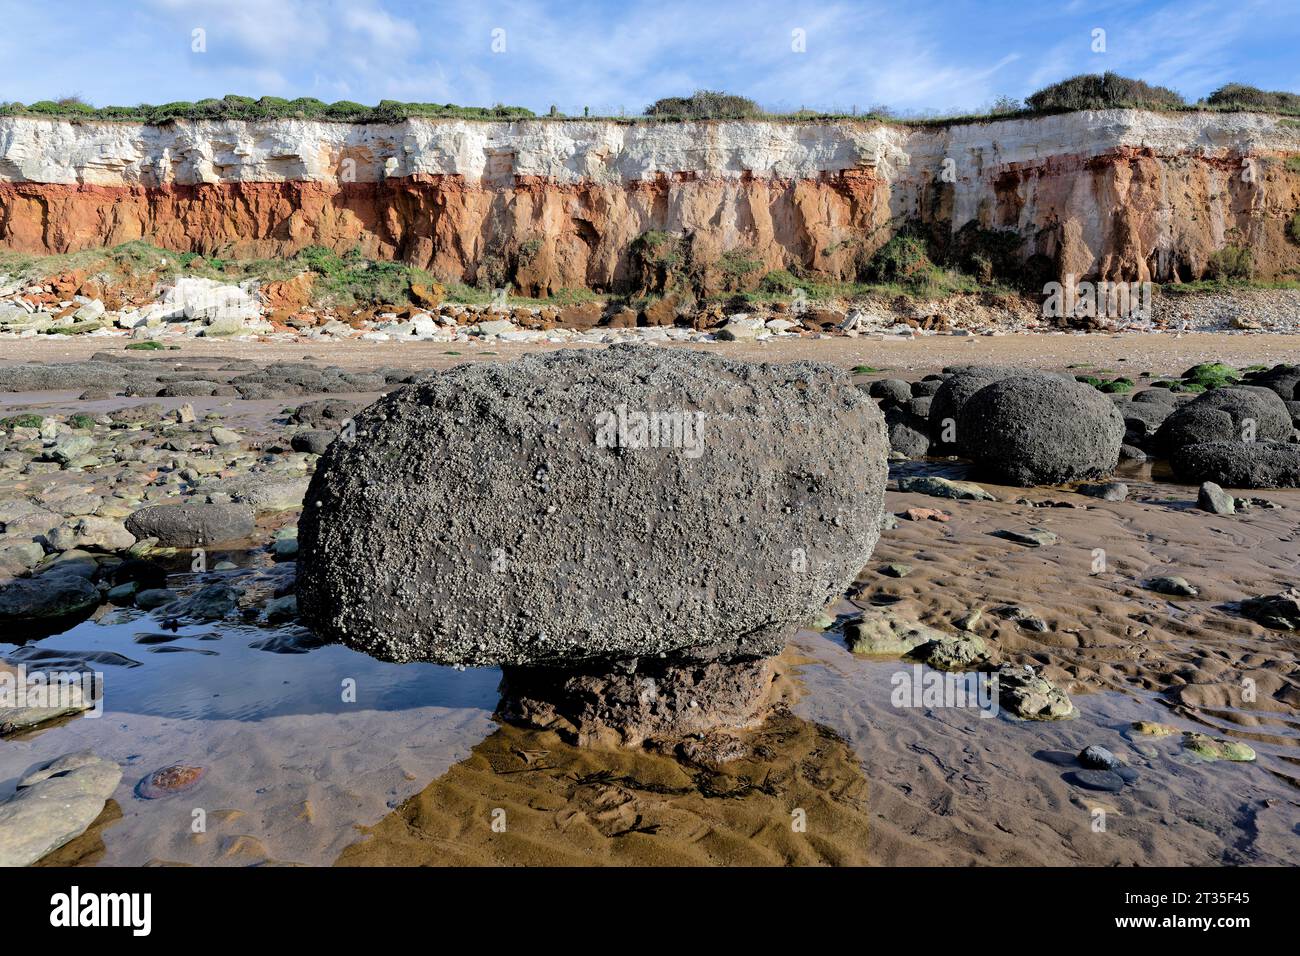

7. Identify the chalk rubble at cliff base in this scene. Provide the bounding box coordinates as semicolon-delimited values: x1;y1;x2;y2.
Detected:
6;272;1300;347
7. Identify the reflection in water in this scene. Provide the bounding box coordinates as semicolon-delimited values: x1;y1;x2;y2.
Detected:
336;704;873;867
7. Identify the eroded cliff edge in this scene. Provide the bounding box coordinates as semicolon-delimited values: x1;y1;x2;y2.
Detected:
1;110;1297;292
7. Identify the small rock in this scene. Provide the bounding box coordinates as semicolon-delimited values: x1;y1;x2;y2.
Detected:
1131;720;1178;737
166;583;240;622
995;663;1075;720
1182;732;1256;762
913;632;989;670
1239;588;1300;630
896;475;996;501
1080;481;1128;501
880;563;912;578
1197;481;1236;515
125;501;255;548
902;507;951;522
107;581;139;605
844;610;940;656
263;595;298;624
1144;575;1198;597
991;528;1058;547
0;663;94;736
0;751;121;866
290;429;335;455
1067;769;1125;792
1079;745;1120;770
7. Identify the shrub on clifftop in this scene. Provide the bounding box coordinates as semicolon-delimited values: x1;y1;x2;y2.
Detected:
0;94;535;124
1025;72;1185;112
644;90;764;120
1204;84;1300;113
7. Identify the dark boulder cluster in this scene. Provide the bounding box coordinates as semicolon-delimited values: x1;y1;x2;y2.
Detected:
1154;367;1300;487
870;377;940;459
861;361;1300;489
868;364;1122;486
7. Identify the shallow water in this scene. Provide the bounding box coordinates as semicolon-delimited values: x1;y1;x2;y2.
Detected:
1;595;501;865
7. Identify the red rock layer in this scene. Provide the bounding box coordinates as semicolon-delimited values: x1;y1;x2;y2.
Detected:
1;149;1297;289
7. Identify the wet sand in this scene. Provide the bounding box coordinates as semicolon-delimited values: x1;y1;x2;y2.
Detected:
333;463;1299;867
5;331;1300;374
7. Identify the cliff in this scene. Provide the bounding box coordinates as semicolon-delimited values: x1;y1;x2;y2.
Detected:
1;110;1298;293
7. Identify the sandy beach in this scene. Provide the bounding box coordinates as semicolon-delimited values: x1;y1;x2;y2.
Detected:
2;334;1295;867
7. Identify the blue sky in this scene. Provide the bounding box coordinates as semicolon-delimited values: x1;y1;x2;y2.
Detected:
1;0;1296;115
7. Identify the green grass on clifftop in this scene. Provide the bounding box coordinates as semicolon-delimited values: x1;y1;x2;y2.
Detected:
6;75;1300;128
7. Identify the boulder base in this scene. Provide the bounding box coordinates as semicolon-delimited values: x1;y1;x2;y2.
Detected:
497;656;780;748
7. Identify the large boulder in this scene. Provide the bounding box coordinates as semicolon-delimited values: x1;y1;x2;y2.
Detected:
125;501;255;547
929;366;1064;452
1155;386;1293;457
297;346;889;667
957;376;1124;486
1170;440;1300;488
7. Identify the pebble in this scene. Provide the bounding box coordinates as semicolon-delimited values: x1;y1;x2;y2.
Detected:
136;764;206;799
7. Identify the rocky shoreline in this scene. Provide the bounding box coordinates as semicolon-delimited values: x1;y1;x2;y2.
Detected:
4;270;1300;350
0;343;1297;866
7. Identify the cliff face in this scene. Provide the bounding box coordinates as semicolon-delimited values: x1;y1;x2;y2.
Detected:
1;111;1297;292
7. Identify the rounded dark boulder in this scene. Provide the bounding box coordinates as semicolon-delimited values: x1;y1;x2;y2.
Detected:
929;366;1065;452
868;379;912;406
1244;364;1300;402
1155;386;1292;457
1170;440;1300;488
290;429;335;455
125;501;256;547
957;376;1124;486
297;345;889;667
